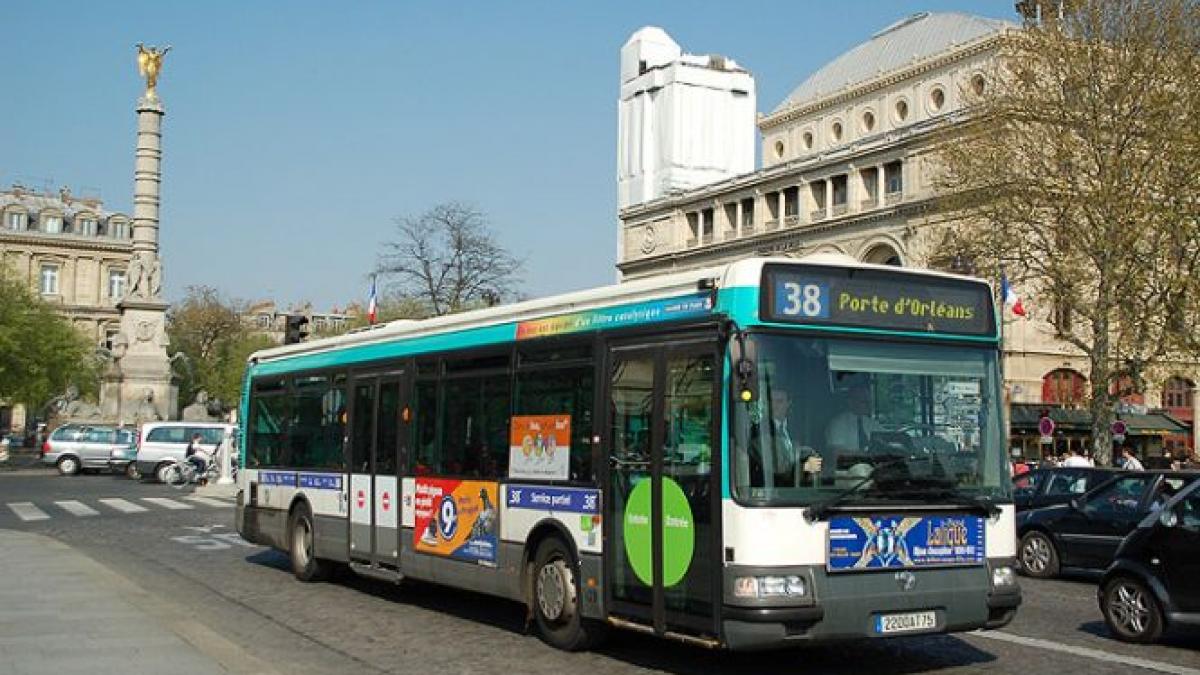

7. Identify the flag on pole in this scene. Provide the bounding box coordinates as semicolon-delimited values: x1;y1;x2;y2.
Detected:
367;276;378;325
1001;274;1026;317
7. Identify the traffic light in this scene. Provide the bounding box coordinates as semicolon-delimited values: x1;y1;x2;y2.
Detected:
284;314;309;344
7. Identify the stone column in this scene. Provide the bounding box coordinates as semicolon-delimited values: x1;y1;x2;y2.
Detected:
734;200;743;237
877;164;886;204
108;82;178;422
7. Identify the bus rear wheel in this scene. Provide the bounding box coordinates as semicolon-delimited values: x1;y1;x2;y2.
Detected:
531;537;606;651
289;504;329;582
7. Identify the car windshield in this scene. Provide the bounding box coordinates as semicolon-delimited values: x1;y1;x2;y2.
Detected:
732;334;1008;506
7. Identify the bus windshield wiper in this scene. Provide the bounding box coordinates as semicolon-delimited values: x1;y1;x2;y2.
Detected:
803;455;917;521
872;479;1002;517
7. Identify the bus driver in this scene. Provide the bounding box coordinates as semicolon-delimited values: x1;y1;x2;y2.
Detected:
825;377;883;454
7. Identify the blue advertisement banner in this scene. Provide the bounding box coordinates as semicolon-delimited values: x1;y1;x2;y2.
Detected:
505;485;600;514
259;471;296;487
298;473;342;490
828;515;985;571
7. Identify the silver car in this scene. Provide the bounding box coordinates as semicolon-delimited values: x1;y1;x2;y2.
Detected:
41;425;137;476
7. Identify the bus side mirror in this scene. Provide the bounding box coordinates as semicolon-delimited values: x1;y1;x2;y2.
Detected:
732;331;758;403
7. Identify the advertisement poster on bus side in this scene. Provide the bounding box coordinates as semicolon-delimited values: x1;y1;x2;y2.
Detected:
508;414;571;481
413;478;498;564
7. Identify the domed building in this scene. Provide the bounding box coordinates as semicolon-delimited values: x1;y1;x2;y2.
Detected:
616;11;1198;458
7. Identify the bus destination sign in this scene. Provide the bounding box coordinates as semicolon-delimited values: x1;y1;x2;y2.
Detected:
762;265;995;337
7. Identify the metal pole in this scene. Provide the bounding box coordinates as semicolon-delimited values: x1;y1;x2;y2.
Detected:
216;428;235;485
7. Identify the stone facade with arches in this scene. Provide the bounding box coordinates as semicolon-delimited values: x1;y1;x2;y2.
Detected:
615;11;1199;451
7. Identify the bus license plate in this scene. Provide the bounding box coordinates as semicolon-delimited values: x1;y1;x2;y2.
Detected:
875;610;937;635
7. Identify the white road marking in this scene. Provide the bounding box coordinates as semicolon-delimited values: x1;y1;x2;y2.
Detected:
141;497;192;510
972;630;1200;675
183;496;232;508
55;500;99;517
99;498;148;514
7;502;50;522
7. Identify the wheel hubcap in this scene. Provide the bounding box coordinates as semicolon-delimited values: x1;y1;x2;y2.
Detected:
61;458;76;473
1110;583;1150;635
1022;537;1049;573
295;520;312;566
536;559;574;623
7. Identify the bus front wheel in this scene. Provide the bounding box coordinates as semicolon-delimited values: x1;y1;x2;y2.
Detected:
531;537;606;651
289;504;329;582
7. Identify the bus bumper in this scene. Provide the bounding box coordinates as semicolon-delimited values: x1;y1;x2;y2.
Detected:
720;560;1020;650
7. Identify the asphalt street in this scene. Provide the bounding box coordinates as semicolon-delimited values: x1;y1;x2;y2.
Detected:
0;471;1196;675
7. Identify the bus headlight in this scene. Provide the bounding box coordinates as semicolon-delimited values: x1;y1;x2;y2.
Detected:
991;566;1016;589
734;575;808;599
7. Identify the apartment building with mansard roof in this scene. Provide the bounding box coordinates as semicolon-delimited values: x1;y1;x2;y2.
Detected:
616;11;1199;454
1;184;135;351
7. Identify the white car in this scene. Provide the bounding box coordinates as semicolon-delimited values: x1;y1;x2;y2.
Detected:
134;421;236;482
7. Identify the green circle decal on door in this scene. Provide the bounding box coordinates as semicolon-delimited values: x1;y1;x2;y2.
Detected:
623;476;695;587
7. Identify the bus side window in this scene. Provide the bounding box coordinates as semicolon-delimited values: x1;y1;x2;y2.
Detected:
515;365;595;483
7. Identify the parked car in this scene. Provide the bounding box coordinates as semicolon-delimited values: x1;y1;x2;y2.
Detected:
1098;479;1200;643
41;425;137;476
108;442;141;479
1017;470;1200;579
1013;466;1125;511
134;421;234;483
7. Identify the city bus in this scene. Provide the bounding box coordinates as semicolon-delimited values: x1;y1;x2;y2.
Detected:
234;255;1020;651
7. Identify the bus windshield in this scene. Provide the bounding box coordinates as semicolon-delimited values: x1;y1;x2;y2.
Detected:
732;334;1008;506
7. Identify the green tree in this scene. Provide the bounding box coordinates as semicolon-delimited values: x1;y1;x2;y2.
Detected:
0;271;98;414
167;286;271;410
934;0;1200;465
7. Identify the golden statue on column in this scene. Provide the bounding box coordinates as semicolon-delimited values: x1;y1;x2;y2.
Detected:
136;43;171;100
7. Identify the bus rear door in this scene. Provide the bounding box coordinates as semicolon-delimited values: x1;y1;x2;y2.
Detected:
347;368;410;568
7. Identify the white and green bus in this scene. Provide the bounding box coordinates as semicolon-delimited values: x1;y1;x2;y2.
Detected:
235;255;1020;651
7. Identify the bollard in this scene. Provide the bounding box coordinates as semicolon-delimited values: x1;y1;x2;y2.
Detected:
215;431;235;485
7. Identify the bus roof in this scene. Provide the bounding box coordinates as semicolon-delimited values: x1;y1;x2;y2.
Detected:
249;255;993;366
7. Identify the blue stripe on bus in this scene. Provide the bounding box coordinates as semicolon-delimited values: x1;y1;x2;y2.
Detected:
260;471;297;486
505;485;599;514
298;473;343;490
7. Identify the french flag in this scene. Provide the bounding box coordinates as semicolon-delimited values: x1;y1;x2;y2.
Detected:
367;276;378;325
1001;274;1026;317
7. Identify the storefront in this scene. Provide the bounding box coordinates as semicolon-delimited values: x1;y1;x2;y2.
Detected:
1008;403;1191;466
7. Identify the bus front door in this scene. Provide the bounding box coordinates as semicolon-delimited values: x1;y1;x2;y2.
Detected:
348;372;408;568
607;342;719;638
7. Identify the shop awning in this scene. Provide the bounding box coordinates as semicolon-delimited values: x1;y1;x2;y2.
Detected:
1009;403;1190;435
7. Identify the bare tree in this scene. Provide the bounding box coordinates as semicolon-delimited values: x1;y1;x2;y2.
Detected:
377;203;522;316
933;0;1200;465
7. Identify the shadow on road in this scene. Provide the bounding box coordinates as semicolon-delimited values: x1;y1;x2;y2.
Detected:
244;550;999;674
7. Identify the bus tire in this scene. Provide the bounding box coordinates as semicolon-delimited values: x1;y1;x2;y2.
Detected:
531;537;606;651
289;504;329;583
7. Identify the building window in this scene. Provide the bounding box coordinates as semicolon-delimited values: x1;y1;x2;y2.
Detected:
783;187;799;219
740;198;754;230
929;87;946;112
773;140;785;159
40;264;60;295
102;327;120;351
257;314;272;328
78;218;97;236
884;160;903;195
1053;300;1073;335
862;110;875;132
831;121;843;142
1042;368;1087;406
108;220;129;239
971;74;987;97
895;98;909;122
1164;377;1195;410
802;131;813;150
5;211;26;231
43;216;63;234
107;268;126;300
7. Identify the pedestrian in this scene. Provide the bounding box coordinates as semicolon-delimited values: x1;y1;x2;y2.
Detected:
1119;445;1144;471
1061;447;1090;468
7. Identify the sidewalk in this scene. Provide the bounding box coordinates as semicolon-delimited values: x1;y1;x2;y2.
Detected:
0;530;275;674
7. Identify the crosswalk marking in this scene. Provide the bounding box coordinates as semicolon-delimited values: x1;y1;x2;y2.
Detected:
55;500;99;517
141;497;192;510
98;498;148;514
7;502;50;522
183;496;231;508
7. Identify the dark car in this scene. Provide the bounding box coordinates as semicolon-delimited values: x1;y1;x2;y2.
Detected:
1098;479;1200;643
1012;466;1125;512
1017;470;1200;579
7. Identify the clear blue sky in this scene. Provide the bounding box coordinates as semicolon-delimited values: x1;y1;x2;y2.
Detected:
4;0;1011;310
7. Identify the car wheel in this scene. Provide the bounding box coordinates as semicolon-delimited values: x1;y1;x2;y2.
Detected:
125;462;141;480
289;504;329;582
530;537;608;651
155;462;174;484
1018;531;1060;578
57;456;80;476
1102;576;1164;643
